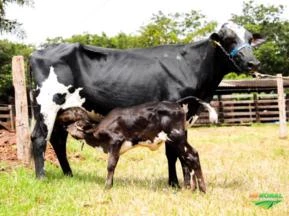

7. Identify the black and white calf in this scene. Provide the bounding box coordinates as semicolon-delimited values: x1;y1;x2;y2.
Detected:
56;99;217;193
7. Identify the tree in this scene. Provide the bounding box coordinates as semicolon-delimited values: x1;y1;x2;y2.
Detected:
0;40;34;102
138;10;216;47
0;0;33;37
44;10;216;50
231;0;289;75
0;0;34;102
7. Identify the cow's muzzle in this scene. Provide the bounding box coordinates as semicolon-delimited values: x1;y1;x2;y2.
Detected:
247;60;260;72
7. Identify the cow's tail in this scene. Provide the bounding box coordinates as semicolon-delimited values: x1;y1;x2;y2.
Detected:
176;96;218;124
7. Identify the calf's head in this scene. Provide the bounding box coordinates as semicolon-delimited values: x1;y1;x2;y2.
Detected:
211;22;265;72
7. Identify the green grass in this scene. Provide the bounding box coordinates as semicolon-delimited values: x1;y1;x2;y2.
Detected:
0;124;289;215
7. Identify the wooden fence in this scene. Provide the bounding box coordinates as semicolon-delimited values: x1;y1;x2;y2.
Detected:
0;104;14;130
196;93;289;125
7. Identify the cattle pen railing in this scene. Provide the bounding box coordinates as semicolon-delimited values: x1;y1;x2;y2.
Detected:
0;104;15;131
196;93;289;125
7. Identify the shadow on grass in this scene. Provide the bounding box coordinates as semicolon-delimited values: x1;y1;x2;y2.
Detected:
207;178;245;190
44;169;180;191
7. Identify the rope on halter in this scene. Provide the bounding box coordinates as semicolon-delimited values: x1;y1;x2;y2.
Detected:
211;40;243;72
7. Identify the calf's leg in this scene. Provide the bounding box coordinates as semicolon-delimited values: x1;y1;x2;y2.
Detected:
169;129;206;192
180;160;193;189
105;141;122;189
180;143;206;193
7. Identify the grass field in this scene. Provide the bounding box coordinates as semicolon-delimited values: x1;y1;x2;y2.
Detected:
0;124;288;215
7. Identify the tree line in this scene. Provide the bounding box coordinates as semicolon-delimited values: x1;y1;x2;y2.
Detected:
1;0;289;100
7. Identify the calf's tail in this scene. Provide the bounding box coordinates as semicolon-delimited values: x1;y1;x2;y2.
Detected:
176;96;218;124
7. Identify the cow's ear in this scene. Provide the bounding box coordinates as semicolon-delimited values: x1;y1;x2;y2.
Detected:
251;33;266;47
210;33;220;42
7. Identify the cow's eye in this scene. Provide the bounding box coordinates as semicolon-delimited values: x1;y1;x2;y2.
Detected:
225;37;237;45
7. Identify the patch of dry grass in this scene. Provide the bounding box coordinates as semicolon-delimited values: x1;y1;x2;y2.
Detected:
0;124;288;215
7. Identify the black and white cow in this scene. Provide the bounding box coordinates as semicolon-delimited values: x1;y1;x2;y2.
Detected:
56;98;216;192
30;22;263;187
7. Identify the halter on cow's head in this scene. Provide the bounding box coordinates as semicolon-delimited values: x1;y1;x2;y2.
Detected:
210;22;265;73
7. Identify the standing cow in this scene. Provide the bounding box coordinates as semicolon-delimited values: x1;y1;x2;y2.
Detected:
30;22;263;188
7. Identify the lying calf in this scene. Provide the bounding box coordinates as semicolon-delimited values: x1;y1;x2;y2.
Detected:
57;99;216;193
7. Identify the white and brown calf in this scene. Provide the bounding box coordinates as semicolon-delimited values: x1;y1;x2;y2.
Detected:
57;101;207;192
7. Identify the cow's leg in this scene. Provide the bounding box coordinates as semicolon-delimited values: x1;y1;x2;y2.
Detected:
105;140;122;189
31;118;48;178
31;105;59;178
165;143;180;188
50;123;72;176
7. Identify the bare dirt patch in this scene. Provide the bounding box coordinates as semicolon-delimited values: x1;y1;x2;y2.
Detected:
0;129;58;167
0;129;17;161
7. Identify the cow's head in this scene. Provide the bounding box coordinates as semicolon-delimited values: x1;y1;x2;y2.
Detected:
210;22;265;72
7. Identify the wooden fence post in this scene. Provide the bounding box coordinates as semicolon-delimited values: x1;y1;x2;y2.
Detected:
253;93;260;123
12;56;31;164
8;105;15;131
217;94;224;123
276;74;287;139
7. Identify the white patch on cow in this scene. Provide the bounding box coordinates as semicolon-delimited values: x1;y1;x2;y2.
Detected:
223;22;246;43
156;131;169;142
36;66;86;140
199;101;218;124
62;87;85;110
190;170;195;182
190;170;195;176
172;129;181;134
119;131;169;155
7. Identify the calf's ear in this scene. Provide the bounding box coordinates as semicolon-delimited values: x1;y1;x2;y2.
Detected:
251;33;266;47
210;33;220;42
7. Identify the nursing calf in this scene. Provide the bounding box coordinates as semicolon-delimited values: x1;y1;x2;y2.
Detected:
57;101;207;192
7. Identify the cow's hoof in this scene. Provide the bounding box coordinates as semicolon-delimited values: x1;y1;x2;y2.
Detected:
35;170;46;179
169;181;180;189
63;171;73;177
36;174;46;179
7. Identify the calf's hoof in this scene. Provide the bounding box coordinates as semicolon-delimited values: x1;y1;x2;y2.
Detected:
104;184;113;190
190;175;197;191
198;182;206;193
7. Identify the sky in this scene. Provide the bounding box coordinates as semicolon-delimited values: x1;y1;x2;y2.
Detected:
1;0;289;45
